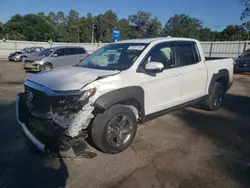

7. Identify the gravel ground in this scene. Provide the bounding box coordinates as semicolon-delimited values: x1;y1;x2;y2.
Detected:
0;60;250;188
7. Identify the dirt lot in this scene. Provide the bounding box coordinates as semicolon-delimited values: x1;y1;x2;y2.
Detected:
0;60;250;188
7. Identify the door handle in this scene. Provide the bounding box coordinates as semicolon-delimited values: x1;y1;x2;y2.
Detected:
172;72;180;76
198;68;205;71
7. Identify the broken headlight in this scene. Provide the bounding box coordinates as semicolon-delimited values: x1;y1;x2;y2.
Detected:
53;88;96;112
77;87;96;102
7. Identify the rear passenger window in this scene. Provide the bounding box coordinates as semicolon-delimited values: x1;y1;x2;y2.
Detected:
75;48;86;54
177;44;200;66
64;48;75;56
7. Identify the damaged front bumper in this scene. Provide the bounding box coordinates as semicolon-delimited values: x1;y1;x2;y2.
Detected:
16;94;46;152
16;92;94;157
24;63;41;72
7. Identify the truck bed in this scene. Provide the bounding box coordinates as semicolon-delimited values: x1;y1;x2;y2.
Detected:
205;57;227;61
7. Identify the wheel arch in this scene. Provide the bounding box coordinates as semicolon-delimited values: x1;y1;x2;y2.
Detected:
208;69;230;93
94;86;145;123
43;62;53;67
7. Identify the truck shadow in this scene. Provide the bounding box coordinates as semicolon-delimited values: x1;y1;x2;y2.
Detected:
175;93;250;186
0;101;69;188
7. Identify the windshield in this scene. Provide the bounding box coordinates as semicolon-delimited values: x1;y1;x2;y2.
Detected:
38;48;54;57
78;43;147;71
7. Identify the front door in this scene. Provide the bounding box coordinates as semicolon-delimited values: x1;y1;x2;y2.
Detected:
50;48;66;68
138;42;182;115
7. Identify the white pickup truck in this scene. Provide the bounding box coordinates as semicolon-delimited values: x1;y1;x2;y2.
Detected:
16;37;234;156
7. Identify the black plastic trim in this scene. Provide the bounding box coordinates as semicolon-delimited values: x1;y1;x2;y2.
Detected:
208;69;230;93
94;86;145;119
143;96;206;122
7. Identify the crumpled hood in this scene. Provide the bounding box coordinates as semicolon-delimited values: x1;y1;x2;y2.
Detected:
27;66;119;91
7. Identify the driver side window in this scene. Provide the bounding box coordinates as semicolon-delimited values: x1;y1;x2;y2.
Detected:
143;44;176;69
54;49;64;57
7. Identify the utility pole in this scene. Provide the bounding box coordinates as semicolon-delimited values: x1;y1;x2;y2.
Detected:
77;26;80;43
91;24;94;44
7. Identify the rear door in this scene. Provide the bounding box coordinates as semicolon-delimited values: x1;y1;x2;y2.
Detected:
75;47;88;63
176;41;207;102
63;48;78;66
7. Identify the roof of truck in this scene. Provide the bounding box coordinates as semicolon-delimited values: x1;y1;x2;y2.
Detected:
116;37;197;44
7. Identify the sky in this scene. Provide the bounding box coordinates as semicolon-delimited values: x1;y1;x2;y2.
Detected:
0;0;246;31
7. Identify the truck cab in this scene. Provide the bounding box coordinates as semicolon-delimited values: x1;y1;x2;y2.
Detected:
16;37;234;156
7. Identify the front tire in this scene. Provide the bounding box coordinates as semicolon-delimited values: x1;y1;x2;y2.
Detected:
42;63;53;71
20;56;26;62
203;82;225;111
91;104;137;154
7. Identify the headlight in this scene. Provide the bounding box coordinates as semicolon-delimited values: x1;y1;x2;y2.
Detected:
78;88;96;101
33;60;40;64
53;88;96;112
58;88;96;105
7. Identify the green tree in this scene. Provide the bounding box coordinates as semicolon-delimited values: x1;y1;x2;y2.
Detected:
117;19;130;40
69;9;79;20
38;12;45;17
199;28;216;41
48;12;56;23
0;22;4;39
220;25;247;40
163;14;202;39
146;17;162;37
98;10;118;42
128;11;153;38
241;0;250;19
4;14;56;41
55;11;66;24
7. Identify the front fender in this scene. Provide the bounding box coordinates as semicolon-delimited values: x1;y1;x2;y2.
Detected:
94;86;145;120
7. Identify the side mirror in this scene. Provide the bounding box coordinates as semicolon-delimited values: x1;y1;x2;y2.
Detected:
51;53;58;57
238;55;241;58
145;62;164;73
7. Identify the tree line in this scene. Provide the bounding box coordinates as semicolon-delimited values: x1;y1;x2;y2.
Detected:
0;9;249;43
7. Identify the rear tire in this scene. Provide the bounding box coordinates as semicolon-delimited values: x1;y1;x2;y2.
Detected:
202;82;225;111
91;104;137;154
42;63;52;71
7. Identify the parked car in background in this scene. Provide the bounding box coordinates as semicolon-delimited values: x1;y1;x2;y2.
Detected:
8;47;44;62
17;37;233;156
24;46;88;72
233;49;250;73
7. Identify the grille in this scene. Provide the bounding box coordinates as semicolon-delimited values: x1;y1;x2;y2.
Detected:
24;59;34;63
238;63;250;68
25;86;50;111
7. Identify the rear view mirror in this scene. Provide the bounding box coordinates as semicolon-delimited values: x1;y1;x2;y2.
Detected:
145;62;164;73
51;53;58;57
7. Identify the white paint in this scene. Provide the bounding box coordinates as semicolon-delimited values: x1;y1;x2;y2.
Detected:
51;104;94;137
18;37;234;142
